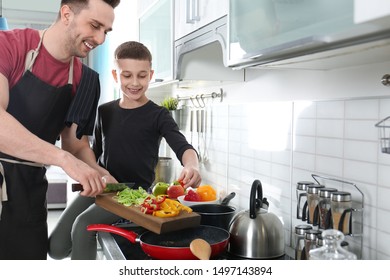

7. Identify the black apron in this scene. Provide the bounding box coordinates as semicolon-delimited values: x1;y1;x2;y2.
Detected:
0;31;74;260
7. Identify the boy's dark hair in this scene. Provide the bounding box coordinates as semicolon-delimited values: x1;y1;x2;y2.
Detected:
114;41;152;65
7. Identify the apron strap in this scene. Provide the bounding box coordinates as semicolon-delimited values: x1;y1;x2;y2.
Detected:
24;29;74;85
24;29;47;73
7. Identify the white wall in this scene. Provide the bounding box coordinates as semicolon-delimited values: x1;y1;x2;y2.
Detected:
172;59;390;260
90;0;139;105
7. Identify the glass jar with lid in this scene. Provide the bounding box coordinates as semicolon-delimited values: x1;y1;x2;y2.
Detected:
309;229;357;260
302;229;322;260
294;224;312;260
296;181;314;219
331;191;352;235
318;188;338;229
304;184;325;225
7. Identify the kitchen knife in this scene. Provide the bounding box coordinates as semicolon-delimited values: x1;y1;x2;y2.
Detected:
71;182;135;192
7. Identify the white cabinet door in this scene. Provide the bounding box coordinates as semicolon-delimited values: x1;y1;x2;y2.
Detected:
138;0;159;17
139;0;173;83
354;0;390;25
174;0;228;40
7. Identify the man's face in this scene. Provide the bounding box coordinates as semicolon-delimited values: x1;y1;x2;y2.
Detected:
66;0;115;58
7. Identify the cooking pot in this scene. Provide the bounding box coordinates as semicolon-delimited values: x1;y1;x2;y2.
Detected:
190;192;236;231
154;157;174;184
87;224;229;260
228;179;285;259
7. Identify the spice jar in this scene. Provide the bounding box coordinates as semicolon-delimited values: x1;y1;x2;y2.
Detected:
305;184;325;225
318;188;338;229
331;191;352;235
294;224;312;260
302;229;321;260
296;181;313;219
309;229;357;260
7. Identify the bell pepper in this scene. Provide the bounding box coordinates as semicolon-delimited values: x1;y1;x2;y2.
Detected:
140;195;166;215
152;198;192;217
196;185;217;201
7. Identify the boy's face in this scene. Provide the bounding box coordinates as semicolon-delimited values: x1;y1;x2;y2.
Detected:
112;58;154;102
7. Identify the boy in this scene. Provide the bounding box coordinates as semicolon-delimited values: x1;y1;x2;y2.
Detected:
48;41;201;260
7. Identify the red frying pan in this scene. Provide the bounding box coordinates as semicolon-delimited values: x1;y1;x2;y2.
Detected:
87;224;229;260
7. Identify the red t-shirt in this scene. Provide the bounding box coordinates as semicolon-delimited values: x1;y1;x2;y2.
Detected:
0;28;81;95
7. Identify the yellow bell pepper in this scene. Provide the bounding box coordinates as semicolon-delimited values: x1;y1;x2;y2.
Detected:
152;198;192;218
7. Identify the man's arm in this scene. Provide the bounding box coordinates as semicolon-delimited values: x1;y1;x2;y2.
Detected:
0;73;105;196
60;124;117;185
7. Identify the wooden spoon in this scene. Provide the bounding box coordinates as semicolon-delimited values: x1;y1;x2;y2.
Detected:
190;238;212;260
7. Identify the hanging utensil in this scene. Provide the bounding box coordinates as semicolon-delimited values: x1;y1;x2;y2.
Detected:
197;109;202;162
190;110;194;145
200;107;209;162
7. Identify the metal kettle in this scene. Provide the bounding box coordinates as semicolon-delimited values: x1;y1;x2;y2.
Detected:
228;179;285;259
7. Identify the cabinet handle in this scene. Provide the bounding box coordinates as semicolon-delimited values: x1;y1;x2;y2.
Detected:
186;0;200;23
192;0;200;21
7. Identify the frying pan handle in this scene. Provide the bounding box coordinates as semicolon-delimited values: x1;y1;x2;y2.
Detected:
87;224;138;243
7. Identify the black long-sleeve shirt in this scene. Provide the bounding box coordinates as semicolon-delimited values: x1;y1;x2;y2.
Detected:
92;99;195;189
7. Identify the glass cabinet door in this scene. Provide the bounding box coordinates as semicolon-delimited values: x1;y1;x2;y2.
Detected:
228;0;354;65
139;0;173;82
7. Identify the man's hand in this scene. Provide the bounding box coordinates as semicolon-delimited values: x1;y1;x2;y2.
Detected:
61;152;105;197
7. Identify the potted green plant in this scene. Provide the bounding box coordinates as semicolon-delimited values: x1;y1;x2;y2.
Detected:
161;96;181;127
161;96;179;111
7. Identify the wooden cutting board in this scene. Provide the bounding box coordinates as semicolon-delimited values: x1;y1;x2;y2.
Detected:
95;193;201;234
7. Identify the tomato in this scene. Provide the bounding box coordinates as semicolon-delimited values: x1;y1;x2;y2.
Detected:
184;189;202;201
167;185;185;199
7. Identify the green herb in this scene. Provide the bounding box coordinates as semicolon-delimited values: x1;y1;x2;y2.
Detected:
161;96;179;111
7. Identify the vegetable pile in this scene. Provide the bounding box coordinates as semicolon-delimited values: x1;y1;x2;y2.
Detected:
113;186;192;218
114;187;149;206
141;195;192;217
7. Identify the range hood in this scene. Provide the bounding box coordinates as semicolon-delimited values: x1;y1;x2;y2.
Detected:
173;16;244;86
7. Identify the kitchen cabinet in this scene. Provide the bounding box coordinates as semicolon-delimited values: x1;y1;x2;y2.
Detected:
227;0;390;69
2;0;57;29
174;0;228;40
355;0;390;25
139;0;174;84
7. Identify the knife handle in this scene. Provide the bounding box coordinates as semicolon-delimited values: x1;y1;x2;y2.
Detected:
72;183;83;192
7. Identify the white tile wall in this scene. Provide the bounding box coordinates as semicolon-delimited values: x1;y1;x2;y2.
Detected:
174;94;390;260
170;59;390;260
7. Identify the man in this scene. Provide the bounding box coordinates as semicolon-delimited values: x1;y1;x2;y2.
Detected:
0;0;120;259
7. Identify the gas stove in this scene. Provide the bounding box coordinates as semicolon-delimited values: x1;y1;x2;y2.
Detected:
96;223;290;260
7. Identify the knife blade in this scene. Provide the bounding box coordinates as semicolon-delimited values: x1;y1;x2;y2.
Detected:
71;182;135;192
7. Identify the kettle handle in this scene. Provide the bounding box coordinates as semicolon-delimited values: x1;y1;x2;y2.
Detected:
249;179;263;219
